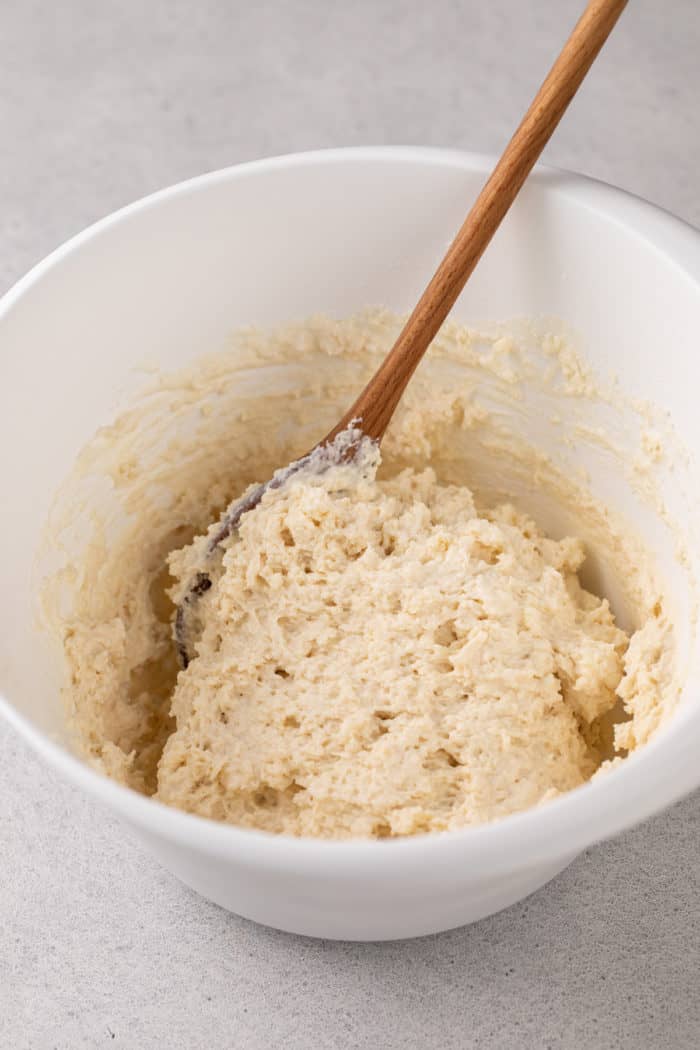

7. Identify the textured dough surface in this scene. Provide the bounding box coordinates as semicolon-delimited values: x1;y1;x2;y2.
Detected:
160;443;648;837
44;313;678;838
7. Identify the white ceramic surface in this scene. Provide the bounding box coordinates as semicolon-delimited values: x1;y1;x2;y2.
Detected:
2;148;700;940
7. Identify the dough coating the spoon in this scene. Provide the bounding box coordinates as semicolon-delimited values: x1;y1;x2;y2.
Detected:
174;425;371;666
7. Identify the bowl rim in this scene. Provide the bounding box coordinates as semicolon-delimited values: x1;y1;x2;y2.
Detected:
2;144;700;876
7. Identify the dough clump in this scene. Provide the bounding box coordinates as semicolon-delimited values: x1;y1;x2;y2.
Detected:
159;449;639;838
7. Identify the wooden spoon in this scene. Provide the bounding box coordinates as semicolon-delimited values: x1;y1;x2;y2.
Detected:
175;0;627;666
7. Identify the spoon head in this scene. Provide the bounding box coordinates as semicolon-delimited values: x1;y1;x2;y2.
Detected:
172;424;376;668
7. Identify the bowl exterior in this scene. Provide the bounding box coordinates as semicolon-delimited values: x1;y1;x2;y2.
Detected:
135;824;577;939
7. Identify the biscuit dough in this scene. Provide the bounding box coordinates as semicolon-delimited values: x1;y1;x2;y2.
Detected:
45;312;678;838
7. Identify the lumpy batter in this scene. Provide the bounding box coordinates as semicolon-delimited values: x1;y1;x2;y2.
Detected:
46;312;677;838
162;438;648;836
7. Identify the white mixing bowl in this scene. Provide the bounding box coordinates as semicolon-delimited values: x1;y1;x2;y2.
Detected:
2;148;700;940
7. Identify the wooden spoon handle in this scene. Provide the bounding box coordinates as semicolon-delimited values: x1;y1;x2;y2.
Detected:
326;0;628;444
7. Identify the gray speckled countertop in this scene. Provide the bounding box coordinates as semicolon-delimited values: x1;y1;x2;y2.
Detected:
2;2;700;1047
